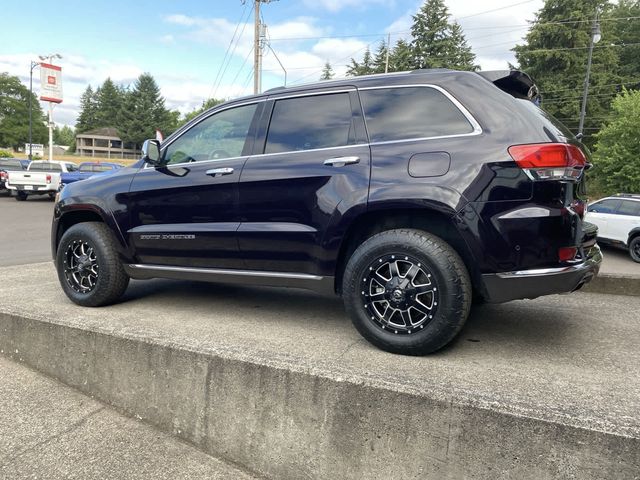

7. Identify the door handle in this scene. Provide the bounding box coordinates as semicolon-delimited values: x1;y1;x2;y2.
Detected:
323;156;360;167
206;167;234;177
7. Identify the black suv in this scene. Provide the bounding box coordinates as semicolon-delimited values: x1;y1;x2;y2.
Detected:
52;69;601;355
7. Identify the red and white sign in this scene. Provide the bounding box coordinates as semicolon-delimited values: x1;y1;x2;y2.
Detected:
39;63;63;103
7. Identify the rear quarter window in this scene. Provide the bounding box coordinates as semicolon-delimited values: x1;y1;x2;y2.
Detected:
359;86;474;143
618;200;640;216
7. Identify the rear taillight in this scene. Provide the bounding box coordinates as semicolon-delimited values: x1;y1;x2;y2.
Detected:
558;246;578;262
0;172;6;181
46;174;52;184
508;143;586;181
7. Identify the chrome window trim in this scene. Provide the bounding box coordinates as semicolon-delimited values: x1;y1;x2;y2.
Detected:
266;88;356;101
358;84;482;145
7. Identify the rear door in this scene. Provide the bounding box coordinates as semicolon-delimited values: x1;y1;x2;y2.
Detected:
127;101;262;268
587;199;621;240
236;88;370;275
611;200;640;244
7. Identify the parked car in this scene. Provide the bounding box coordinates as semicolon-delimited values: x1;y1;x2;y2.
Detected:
586;194;640;262
52;69;601;355
7;160;77;200
0;158;28;196
60;162;125;188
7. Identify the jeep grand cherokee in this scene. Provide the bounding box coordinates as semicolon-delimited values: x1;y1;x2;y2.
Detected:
52;69;601;355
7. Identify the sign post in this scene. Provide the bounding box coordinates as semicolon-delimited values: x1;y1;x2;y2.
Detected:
39;62;63;162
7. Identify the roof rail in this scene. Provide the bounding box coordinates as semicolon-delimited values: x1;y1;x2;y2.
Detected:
613;193;640;198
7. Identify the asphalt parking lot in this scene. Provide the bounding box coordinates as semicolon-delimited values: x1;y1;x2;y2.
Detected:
1;192;638;275
0;193;55;266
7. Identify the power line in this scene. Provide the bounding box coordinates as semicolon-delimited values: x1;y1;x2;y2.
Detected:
542;81;640;94
267;16;640;42
209;2;251;98
212;4;254;98
456;0;536;20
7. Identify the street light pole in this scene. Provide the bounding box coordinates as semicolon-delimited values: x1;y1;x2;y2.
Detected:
578;13;601;137
28;61;39;160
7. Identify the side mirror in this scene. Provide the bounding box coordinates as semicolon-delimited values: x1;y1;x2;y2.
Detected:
141;139;162;165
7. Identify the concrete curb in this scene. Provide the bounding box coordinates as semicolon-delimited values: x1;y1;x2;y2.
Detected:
1;310;638;480
583;273;640;296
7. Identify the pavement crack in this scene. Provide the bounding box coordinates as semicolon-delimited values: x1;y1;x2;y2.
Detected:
336;338;363;361
0;406;105;469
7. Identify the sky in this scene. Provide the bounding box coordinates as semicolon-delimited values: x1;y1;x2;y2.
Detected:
0;0;544;127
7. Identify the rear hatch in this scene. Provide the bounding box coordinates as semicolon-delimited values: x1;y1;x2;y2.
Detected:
478;70;595;267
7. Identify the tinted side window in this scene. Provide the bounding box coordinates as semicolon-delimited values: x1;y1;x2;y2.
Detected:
359;87;474;143
591;199;620;214
618;200;640;216
164;103;258;165
265;92;355;154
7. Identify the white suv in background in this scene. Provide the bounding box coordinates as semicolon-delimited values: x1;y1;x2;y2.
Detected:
586;194;640;263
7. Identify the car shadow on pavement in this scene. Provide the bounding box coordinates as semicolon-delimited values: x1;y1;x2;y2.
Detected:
445;300;574;354
121;278;348;326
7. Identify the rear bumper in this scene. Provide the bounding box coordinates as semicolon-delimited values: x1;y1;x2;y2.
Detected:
482;244;602;303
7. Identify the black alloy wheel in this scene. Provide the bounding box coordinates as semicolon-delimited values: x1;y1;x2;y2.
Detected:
361;254;439;335
63;239;99;294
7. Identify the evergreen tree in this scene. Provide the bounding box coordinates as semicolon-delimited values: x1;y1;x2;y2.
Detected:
53;125;75;146
514;0;619;146
346;47;374;76
610;0;640;87
95;78;123;128
180;98;224;126
320;62;335;80
411;0;478;71
118;73;178;147
390;39;414;72
0;73;48;150
75;85;99;133
372;41;389;73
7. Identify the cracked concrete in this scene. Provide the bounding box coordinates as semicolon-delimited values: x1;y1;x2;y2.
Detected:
0;357;260;479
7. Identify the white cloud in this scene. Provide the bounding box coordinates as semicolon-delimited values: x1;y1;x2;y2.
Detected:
302;0;395;13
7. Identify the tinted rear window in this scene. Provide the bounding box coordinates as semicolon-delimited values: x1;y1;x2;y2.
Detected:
29;163;60;171
359;87;474;143
265;92;356;154
0;160;23;169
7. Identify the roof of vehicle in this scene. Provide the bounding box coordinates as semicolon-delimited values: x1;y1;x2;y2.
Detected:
230;69;509;105
596;195;640;202
78;162;123;167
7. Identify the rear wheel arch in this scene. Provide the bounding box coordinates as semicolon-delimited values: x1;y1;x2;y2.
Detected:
335;207;481;295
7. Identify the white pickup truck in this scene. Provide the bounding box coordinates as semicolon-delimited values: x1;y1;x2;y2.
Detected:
6;161;78;201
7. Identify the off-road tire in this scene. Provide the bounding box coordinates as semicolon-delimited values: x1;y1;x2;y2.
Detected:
342;229;472;355
56;222;130;307
630;236;640;263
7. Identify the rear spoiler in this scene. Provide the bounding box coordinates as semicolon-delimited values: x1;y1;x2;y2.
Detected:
477;70;541;105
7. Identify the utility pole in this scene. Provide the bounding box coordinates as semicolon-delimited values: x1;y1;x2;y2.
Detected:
253;0;277;94
384;33;391;74
578;13;601;137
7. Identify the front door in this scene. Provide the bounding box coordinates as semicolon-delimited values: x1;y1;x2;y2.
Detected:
237;90;370;276
127;101;261;268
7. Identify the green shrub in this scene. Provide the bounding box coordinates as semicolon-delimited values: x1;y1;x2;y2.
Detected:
0;150;12;158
